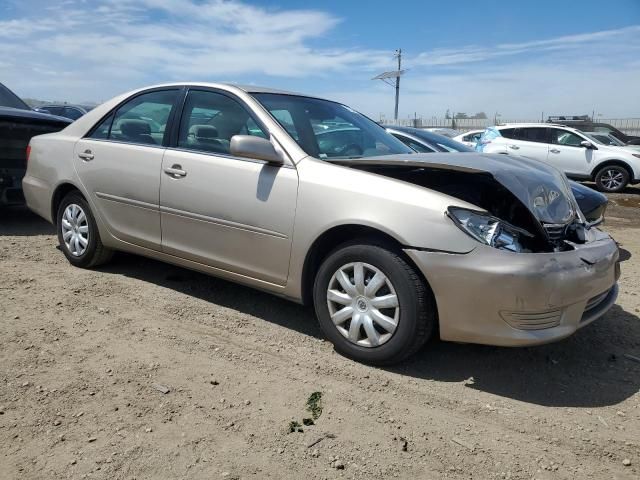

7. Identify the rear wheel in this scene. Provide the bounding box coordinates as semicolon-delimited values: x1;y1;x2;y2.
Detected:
594;165;629;192
57;191;112;268
313;242;436;365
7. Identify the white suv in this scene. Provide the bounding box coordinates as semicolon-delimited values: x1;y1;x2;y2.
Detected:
480;123;640;192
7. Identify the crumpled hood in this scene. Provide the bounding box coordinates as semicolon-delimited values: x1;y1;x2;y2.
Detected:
331;152;578;225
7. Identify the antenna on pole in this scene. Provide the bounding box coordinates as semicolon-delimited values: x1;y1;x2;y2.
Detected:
372;48;404;121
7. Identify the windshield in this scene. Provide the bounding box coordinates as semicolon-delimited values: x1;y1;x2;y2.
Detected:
252;93;413;159
584;132;626;147
0;82;30;110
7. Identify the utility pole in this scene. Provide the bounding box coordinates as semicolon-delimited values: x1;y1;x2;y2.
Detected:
394;49;402;121
372;49;405;123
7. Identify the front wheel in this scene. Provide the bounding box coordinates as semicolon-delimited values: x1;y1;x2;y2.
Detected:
594;165;629;192
57;191;113;268
313;242;436;365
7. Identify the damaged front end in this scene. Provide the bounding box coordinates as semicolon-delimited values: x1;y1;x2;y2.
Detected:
331;152;595;253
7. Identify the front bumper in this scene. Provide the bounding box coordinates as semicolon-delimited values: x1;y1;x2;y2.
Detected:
405;229;620;346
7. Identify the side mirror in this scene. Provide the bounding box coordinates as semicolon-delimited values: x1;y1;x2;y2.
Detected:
230;135;284;165
580;140;595;149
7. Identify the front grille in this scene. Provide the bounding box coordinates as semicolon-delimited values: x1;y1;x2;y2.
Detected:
543;223;567;241
501;310;562;330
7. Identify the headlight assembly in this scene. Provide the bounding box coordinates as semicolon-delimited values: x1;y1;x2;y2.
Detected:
447;207;532;253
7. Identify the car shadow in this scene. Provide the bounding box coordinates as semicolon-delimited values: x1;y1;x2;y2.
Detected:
388;303;640;408
3;206;637;408
99;252;324;340
100;253;639;409
0;206;55;236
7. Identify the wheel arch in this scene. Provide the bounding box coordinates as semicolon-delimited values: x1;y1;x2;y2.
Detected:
591;160;634;181
51;182;85;221
299;224;436;310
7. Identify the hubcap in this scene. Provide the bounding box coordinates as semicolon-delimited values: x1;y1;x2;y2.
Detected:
326;262;399;348
61;204;89;256
601;169;624;190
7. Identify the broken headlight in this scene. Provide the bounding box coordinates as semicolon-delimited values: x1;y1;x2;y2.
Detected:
447;207;531;253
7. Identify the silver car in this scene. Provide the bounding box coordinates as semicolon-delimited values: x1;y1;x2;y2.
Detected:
23;83;620;365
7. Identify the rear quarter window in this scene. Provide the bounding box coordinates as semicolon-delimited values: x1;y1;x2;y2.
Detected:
499;128;517;139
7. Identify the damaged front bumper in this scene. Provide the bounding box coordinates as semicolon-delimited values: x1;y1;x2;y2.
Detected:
405;228;620;346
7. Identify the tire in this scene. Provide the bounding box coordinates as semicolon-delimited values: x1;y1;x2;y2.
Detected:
594;165;629;193
56;191;113;268
313;241;436;365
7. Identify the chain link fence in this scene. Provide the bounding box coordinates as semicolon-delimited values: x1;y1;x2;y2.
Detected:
381;117;640;136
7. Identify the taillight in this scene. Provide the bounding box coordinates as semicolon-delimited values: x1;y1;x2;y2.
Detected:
26;145;31;164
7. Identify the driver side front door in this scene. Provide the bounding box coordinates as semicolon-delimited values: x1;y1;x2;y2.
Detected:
548;128;593;177
159;89;298;286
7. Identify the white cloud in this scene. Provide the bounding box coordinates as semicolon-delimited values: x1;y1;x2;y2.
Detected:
411;25;640;67
0;0;638;119
0;0;389;102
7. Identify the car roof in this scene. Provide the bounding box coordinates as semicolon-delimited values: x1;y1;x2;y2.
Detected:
498;123;565;128
39;103;85;109
496;122;585;132
386;126;473;152
128;82;329;101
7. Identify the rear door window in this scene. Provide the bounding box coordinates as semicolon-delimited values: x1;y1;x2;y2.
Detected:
89;89;179;145
499;128;518;139
517;127;550;143
44;106;64;116
63;107;83;120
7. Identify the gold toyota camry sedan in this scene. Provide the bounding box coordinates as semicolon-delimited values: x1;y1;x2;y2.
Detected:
23;83;620;364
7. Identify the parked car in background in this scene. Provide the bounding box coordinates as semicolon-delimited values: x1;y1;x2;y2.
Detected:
391;126;608;225
453;129;484;148
546;116;640;145
422;127;461;138
0;82;71;206
386;126;469;153
478;123;640;192
583;132;640;153
34;104;92;121
23;83;620;365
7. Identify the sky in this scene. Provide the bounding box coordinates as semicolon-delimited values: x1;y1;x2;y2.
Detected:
1;0;639;120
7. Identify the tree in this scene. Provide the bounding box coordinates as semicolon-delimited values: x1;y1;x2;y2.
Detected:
454;112;468;119
472;111;487;119
444;109;451;119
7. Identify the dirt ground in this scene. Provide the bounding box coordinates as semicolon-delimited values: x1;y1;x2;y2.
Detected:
1;189;639;480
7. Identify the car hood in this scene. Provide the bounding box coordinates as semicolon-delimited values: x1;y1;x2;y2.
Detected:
330;152;578;225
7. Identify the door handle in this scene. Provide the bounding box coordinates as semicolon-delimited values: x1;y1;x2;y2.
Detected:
164;164;187;177
78;150;94;161
550;148;561;154
508;144;520;150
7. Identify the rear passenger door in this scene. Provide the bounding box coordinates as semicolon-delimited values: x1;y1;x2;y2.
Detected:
159;88;298;285
74;88;180;250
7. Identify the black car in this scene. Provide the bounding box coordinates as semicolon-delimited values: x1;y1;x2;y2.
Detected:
0;82;71;206
34;104;92;121
546;116;640;145
387;126;608;226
